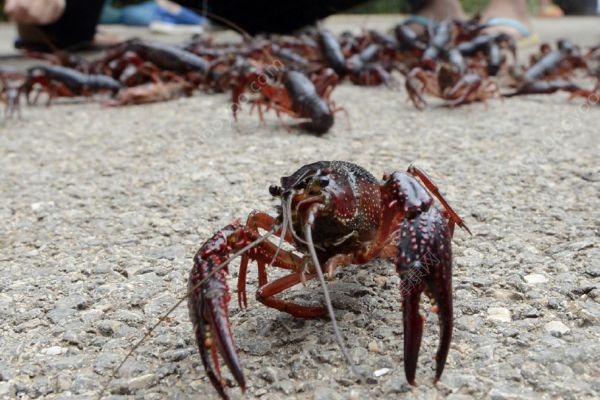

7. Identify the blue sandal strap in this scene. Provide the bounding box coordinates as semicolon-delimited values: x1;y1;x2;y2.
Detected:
485;18;530;38
403;15;437;28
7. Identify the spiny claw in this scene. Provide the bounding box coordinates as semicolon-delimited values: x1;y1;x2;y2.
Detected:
188;225;248;399
204;279;245;390
402;287;424;386
396;207;453;386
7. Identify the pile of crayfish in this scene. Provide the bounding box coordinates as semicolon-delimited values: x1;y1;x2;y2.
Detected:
2;16;599;134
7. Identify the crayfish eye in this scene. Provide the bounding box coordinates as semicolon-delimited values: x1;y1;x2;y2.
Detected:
318;176;330;187
269;185;283;197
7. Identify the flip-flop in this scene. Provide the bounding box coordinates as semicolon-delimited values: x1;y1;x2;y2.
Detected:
155;4;206;25
403;15;437;29
403;15;540;48
484;17;540;48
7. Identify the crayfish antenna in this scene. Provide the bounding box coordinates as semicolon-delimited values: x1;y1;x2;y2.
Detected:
303;214;365;384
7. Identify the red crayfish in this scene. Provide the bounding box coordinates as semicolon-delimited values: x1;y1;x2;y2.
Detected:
232;68;341;135
188;161;470;399
1;67;24;118
21;65;122;105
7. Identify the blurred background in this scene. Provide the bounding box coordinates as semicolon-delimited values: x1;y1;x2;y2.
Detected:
2;0;599;24
350;0;540;13
100;0;540;14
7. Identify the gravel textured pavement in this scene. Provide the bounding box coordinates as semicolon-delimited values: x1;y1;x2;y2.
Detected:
1;16;600;400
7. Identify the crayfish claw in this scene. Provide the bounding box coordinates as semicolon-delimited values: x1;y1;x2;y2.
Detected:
395;207;453;386
195;318;230;399
188;225;250;399
401;289;425;386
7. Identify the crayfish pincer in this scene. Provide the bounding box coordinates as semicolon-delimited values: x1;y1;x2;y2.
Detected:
188;161;470;399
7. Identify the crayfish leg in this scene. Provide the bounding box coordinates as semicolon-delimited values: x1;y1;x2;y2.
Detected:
407;165;471;235
255;272;326;318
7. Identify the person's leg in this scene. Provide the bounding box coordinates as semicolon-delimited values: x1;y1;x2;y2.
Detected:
177;0;369;34
481;0;532;38
17;0;108;50
43;0;105;48
409;0;465;21
404;0;465;35
538;0;564;17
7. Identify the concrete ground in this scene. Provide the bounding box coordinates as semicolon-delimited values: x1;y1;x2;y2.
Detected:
1;16;599;400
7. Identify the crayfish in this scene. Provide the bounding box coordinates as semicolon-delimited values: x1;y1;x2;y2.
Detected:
21;65;122;105
0;67;24;118
232;68;341;135
188;161;470;399
402;19;507;109
405;63;499;109
506;39;595;99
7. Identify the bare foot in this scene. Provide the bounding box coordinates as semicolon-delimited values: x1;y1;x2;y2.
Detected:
407;0;465;34
481;0;533;39
92;29;122;48
538;0;564;17
17;24;122;50
417;0;465;22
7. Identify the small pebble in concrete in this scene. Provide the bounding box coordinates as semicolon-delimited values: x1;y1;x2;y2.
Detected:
544;321;570;337
487;307;512;322
524;273;548;284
